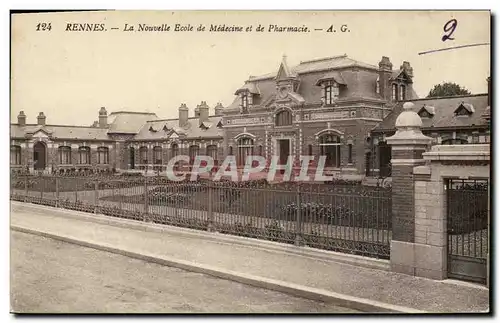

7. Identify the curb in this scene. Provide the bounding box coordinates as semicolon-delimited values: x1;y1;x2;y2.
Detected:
10;201;390;272
11;225;422;313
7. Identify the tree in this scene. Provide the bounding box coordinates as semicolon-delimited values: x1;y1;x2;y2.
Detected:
427;82;471;98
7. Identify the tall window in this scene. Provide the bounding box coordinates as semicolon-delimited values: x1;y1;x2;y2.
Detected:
399;84;406;101
98;147;109;164
58;146;72;165
206;145;218;163
376;77;380;94
348;144;353;164
237;137;254;166
153;146;162;164
319;134;341;167
392;84;398;100
324;81;339;105
10;145;21;165
258;145;263;156
228;146;233;156
241;94;249;114
308;144;313;156
275;109;293;126
78;146;90;164
171;143;179;158
189;145;200;164
139;146;148;164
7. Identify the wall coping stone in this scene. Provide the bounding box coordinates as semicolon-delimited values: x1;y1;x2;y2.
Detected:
413;165;431;175
423;144;490;161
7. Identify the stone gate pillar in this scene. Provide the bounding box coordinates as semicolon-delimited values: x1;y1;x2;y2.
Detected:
386;102;432;276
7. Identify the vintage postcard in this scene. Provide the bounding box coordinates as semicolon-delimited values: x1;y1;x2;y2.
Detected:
10;10;491;314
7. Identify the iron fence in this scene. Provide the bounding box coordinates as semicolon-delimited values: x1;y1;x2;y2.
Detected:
10;174;393;259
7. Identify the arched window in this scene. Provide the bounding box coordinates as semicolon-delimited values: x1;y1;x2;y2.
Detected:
10;145;21;165
153;146;162;164
139;146;148;164
275;109;293;127
237;137;254;166
58;146;72;165
98;147;109;164
228;146;233;156
318;134;341;167
392;84;398;101
189;145;200;164
78;146;90;164
206;145;217;162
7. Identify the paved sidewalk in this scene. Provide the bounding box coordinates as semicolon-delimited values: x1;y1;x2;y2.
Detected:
10;202;489;313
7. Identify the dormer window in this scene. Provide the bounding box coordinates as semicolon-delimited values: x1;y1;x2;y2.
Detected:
149;126;157;132
454;103;474;117
392;84;398;101
418;105;435;119
399;84;406;101
324;81;339;105
163;125;169;131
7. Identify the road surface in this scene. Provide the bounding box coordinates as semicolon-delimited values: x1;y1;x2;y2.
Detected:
10;231;359;313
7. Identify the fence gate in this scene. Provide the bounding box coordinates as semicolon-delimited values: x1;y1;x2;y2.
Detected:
446;179;489;284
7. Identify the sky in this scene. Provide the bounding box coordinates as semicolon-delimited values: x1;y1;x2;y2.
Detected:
11;10;491;126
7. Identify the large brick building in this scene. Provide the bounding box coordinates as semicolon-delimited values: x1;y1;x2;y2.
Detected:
10;53;490;179
223;54;418;177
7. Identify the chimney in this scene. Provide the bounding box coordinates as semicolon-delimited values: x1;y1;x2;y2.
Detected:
91;121;98;127
98;107;108;128
378;56;393;101
17;111;26;126
400;61;413;78
198;101;210;126
178;103;189;127
214;102;224;116
194;105;200;118
37;112;46;126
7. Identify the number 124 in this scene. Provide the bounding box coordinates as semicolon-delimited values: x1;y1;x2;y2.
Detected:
36;23;52;31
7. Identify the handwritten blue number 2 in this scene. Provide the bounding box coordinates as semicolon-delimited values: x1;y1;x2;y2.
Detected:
442;19;457;42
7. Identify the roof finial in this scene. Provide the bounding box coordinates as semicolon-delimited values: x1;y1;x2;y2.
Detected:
282;53;287;61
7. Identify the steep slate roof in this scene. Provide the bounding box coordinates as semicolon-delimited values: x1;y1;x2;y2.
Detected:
227;54;405;111
134;116;223;140
315;71;347;85
107;111;158;134
234;82;261;95
372;94;489;133
248;54;378;81
10;124;110;140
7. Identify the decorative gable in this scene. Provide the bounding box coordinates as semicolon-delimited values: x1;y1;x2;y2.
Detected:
31;128;52;139
169;132;179;139
275;55;297;81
